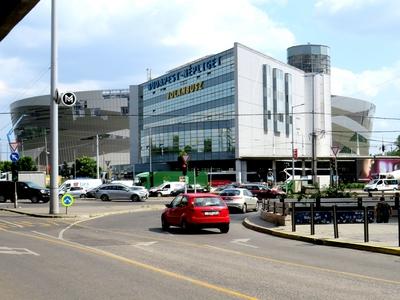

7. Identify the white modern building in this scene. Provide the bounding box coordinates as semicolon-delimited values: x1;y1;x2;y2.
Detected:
10;43;375;182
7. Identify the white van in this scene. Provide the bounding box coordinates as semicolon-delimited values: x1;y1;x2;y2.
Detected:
364;179;399;191
59;179;102;195
149;181;185;197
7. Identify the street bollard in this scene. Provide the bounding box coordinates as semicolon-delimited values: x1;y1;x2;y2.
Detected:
282;201;286;216
267;199;270;212
364;206;369;243
291;202;296;232
273;201;276;214
310;203;315;235
262;198;265;211
395;192;399;210
357;197;362;209
333;205;339;239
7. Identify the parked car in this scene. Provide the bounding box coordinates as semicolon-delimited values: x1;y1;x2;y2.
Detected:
239;183;286;200
94;183;146;202
59;186;87;198
170;184;208;196
161;193;230;233
219;188;258;213
0;181;50;203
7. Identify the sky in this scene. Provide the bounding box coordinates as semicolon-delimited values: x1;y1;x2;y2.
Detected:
1;0;400;160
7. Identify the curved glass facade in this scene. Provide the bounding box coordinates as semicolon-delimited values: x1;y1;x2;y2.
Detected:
331;95;376;155
10;90;130;173
287;44;330;75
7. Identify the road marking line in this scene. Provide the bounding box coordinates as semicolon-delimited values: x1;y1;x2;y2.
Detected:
204;245;400;286
231;238;258;248
0;219;23;228
5;229;257;300
0;247;39;256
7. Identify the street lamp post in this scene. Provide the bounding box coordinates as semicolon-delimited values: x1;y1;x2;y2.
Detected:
291;104;304;192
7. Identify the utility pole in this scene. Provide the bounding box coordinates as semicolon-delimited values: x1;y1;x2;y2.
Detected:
311;74;318;185
49;0;59;214
291;103;304;189
96;134;100;179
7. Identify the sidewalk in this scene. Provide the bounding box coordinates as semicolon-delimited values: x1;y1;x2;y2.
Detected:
243;212;400;256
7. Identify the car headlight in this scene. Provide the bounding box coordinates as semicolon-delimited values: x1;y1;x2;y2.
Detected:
40;189;46;194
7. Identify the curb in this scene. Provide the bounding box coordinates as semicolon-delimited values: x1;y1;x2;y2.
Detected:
243;217;400;257
0;205;166;219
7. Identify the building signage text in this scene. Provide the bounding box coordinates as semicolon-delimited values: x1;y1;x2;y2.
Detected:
147;56;222;91
167;81;204;99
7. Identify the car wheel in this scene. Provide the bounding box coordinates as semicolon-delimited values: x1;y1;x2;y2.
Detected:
100;194;109;201
181;219;191;232
157;192;163;197
80;194;85;198
131;194;139;202
242;203;247;214
0;195;6;203
220;224;229;233
31;196;39;203
161;216;169;231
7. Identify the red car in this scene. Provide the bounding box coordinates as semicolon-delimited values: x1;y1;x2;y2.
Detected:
161;193;230;233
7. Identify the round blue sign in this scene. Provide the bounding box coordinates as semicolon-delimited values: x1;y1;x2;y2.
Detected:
10;152;20;162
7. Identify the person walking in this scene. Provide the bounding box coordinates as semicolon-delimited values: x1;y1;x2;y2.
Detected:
375;197;392;223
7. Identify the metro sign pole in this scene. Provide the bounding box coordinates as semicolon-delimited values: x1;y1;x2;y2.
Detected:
49;0;59;214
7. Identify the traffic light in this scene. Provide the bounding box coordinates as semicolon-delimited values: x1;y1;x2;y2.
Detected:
11;162;18;182
293;148;298;160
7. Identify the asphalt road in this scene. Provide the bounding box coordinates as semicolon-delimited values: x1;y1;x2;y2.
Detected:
1;206;400;300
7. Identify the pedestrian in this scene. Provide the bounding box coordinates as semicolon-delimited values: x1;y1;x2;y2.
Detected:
375;197;392;223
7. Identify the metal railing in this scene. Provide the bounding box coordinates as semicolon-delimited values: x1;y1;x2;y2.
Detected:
261;195;400;246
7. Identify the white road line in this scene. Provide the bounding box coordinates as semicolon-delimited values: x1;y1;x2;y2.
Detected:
58;215;104;240
230;238;259;249
0;247;39;256
0;219;23;228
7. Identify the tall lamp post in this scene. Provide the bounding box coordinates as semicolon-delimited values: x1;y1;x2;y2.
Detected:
291;104;304;191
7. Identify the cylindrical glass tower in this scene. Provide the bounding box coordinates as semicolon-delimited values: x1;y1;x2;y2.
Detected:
287;44;330;75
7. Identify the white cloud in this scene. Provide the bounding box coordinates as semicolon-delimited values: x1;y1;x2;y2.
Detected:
315;0;380;13
48;0;295;54
331;63;400;98
160;0;295;54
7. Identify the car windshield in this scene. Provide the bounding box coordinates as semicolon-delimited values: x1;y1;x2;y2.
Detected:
25;181;44;189
194;197;224;207
220;189;240;196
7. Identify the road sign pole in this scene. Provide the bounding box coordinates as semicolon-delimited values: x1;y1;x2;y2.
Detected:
14;181;18;209
50;0;59;215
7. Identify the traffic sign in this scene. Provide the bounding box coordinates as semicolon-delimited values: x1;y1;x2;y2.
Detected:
61;193;75;207
10;152;20;162
61;92;77;106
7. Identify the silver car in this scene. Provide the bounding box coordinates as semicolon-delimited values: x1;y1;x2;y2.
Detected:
219;188;258;213
95;183;146;202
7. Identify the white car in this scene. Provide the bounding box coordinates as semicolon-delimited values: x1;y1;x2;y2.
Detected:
59;186;87;198
219;188;258;213
129;186;149;199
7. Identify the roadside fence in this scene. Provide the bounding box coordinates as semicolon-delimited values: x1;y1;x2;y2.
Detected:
261;194;400;246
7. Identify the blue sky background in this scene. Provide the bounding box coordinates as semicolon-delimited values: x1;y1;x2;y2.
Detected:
1;0;400;160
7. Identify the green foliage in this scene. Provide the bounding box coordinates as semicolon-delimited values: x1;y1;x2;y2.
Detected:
60;161;71;178
75;156;97;178
17;156;37;171
0;161;12;172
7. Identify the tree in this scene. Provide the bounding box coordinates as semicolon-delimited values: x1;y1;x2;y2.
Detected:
60;161;71;178
75;156;97;178
0;161;12;172
17;156;37;171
